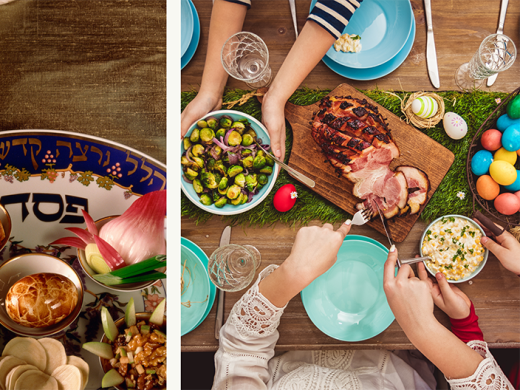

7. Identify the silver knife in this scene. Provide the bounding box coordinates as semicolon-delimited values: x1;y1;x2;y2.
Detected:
288;0;298;39
424;0;440;89
214;226;231;340
255;141;315;188
487;0;509;87
373;203;401;268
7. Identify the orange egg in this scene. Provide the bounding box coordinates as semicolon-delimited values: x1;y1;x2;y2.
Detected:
494;193;520;215
476;175;500;200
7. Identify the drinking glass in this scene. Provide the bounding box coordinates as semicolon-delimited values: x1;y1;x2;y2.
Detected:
208;244;262;292
455;34;516;91
221;32;272;89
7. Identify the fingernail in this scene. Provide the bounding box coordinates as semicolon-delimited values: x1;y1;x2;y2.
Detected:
276;150;281;158
390;245;396;252
436;272;443;280
344;219;352;225
481;236;488;244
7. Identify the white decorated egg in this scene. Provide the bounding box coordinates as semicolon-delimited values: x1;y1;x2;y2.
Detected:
411;96;438;119
443;112;468;140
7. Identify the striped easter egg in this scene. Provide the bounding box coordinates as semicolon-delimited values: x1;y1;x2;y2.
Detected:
411;96;438;119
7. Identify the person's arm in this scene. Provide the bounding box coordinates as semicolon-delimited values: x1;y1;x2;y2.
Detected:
181;0;247;137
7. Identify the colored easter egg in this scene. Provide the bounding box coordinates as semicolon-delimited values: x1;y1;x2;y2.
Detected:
494;193;520;215
476;175;500;200
496;114;520;132
507;95;520;119
515;191;520;205
411;96;438;119
443;112;467;140
273;184;298;212
471;150;494;176
480;129;502;151
494;147;517;165
489;160;517;186
502;124;520;151
504;170;520;192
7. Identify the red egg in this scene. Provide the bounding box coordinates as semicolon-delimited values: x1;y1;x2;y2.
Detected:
273;184;298;212
515;190;520;205
494;193;520;215
480;129;502;151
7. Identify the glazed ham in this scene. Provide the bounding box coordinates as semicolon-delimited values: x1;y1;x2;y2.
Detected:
311;96;428;218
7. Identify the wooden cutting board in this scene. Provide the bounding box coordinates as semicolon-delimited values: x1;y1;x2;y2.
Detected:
283;84;454;243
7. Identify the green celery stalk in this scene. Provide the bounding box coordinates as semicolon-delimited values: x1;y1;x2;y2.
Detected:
93;271;167;285
109;255;166;279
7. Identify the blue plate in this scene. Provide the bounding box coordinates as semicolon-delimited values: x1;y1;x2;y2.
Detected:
301;235;395;342
181;237;217;333
322;18;415;81
310;0;413;69
181;0;194;58
181;0;200;70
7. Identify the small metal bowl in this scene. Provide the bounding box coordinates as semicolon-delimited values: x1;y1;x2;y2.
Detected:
0;203;12;252
0;253;84;337
99;312;166;390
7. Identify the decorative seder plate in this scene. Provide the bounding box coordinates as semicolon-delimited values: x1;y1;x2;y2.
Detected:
0;130;166;389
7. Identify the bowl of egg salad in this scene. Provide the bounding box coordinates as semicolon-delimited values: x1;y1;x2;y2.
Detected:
420;215;488;283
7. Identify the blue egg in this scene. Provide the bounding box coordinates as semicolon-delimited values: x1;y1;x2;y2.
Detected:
504;170;520;192
502;124;520;152
471;150;494;176
497;114;520;132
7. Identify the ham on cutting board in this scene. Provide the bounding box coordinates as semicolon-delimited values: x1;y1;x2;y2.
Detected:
280;84;454;243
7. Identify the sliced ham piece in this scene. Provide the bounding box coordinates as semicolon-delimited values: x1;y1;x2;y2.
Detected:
396;166;430;215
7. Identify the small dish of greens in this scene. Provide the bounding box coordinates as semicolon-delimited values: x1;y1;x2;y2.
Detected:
181;110;279;215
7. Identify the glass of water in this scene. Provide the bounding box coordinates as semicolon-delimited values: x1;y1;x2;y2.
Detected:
221;32;272;89
455;34;516;91
208;244;262;292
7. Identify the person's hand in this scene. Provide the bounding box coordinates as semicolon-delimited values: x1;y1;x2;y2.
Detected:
417;261;471;319
261;91;286;160
180;92;222;138
476;222;520;275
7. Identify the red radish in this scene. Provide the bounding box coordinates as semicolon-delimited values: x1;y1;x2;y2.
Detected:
273;184;298;212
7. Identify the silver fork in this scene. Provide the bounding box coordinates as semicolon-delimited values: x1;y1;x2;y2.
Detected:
351;207;373;226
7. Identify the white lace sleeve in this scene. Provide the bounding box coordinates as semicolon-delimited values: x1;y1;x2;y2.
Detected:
446;340;514;390
212;265;287;390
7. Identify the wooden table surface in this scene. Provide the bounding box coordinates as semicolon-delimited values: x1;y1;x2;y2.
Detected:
181;0;520;352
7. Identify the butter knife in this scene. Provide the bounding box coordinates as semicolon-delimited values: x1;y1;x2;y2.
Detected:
373;203;401;268
487;0;509;87
288;0;298;39
214;226;231;340
255;141;315;188
424;0;440;89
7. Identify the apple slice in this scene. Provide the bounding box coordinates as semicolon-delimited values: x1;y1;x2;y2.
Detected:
101;307;118;341
149;299;165;326
81;342;113;360
101;369;124;388
125;298;136;327
85;244;111;274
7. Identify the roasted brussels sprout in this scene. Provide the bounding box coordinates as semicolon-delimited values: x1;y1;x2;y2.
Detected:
220;115;233;129
241;134;254;146
265;154;274;167
190;128;200;143
245;129;257;139
218;176;229;190
200;194;212;206
245;173;258;187
222;154;230;165
206;116;218;130
242;156;253;169
181;156;190;166
183;137;192;150
212;190;221;202
200;128;215;144
192;179;204;194
258;174;268;185
207;158;216;171
184;168;198;181
192;144;205;157
256;150;265;158
218;186;228;195
227;131;242;147
231;121;246;134
259;166;273;175
212;146;223;160
256;183;264;191
192;156;204;169
227;165;243;178
241;193;248;204
231;193;244;205
214;160;227;176
197;120;208;128
226;184;241;200
253;155;266;170
234;173;246;187
214;172;223;184
201;171;218;189
215;128;226;139
241;149;252;157
215;197;228;208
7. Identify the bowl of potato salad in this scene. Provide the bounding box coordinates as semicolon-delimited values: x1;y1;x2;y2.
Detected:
420;215;488;283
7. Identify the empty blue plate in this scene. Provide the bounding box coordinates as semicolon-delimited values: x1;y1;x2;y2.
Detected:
181;0;200;70
301;235;395;342
322;18;415;81
181;0;194;58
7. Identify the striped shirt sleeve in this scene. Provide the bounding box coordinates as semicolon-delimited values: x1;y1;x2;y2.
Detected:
308;0;364;39
222;0;251;9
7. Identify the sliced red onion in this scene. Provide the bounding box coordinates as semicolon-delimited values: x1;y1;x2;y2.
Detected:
251;149;257;159
210;146;219;160
261;144;271;150
182;175;193;184
212;137;233;152
247;191;254;203
241;144;257;150
224;128;234;146
227;152;239;165
185;146;194;163
244;168;249;175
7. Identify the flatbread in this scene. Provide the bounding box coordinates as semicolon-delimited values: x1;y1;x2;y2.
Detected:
0;357;25;390
65;357;89;390
38;339;66;376
51;365;82;390
14;370;57;390
6;366;39;390
2;338;46;372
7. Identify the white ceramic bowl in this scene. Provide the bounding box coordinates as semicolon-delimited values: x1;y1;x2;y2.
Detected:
420;214;489;283
181;110;280;216
0;203;12;252
0;253;84;337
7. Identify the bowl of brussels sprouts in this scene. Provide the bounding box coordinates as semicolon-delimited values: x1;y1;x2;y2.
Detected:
181;110;280;215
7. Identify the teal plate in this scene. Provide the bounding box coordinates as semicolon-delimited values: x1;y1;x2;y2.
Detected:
181;237;216;335
181;0;200;70
301;235;395;342
181;0;194;58
181;240;212;336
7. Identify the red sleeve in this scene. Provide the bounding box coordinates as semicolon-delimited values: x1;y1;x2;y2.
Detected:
449;302;484;343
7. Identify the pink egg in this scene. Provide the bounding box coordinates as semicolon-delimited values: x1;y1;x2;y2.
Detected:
494;193;520;215
481;129;502;151
515;191;520;206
